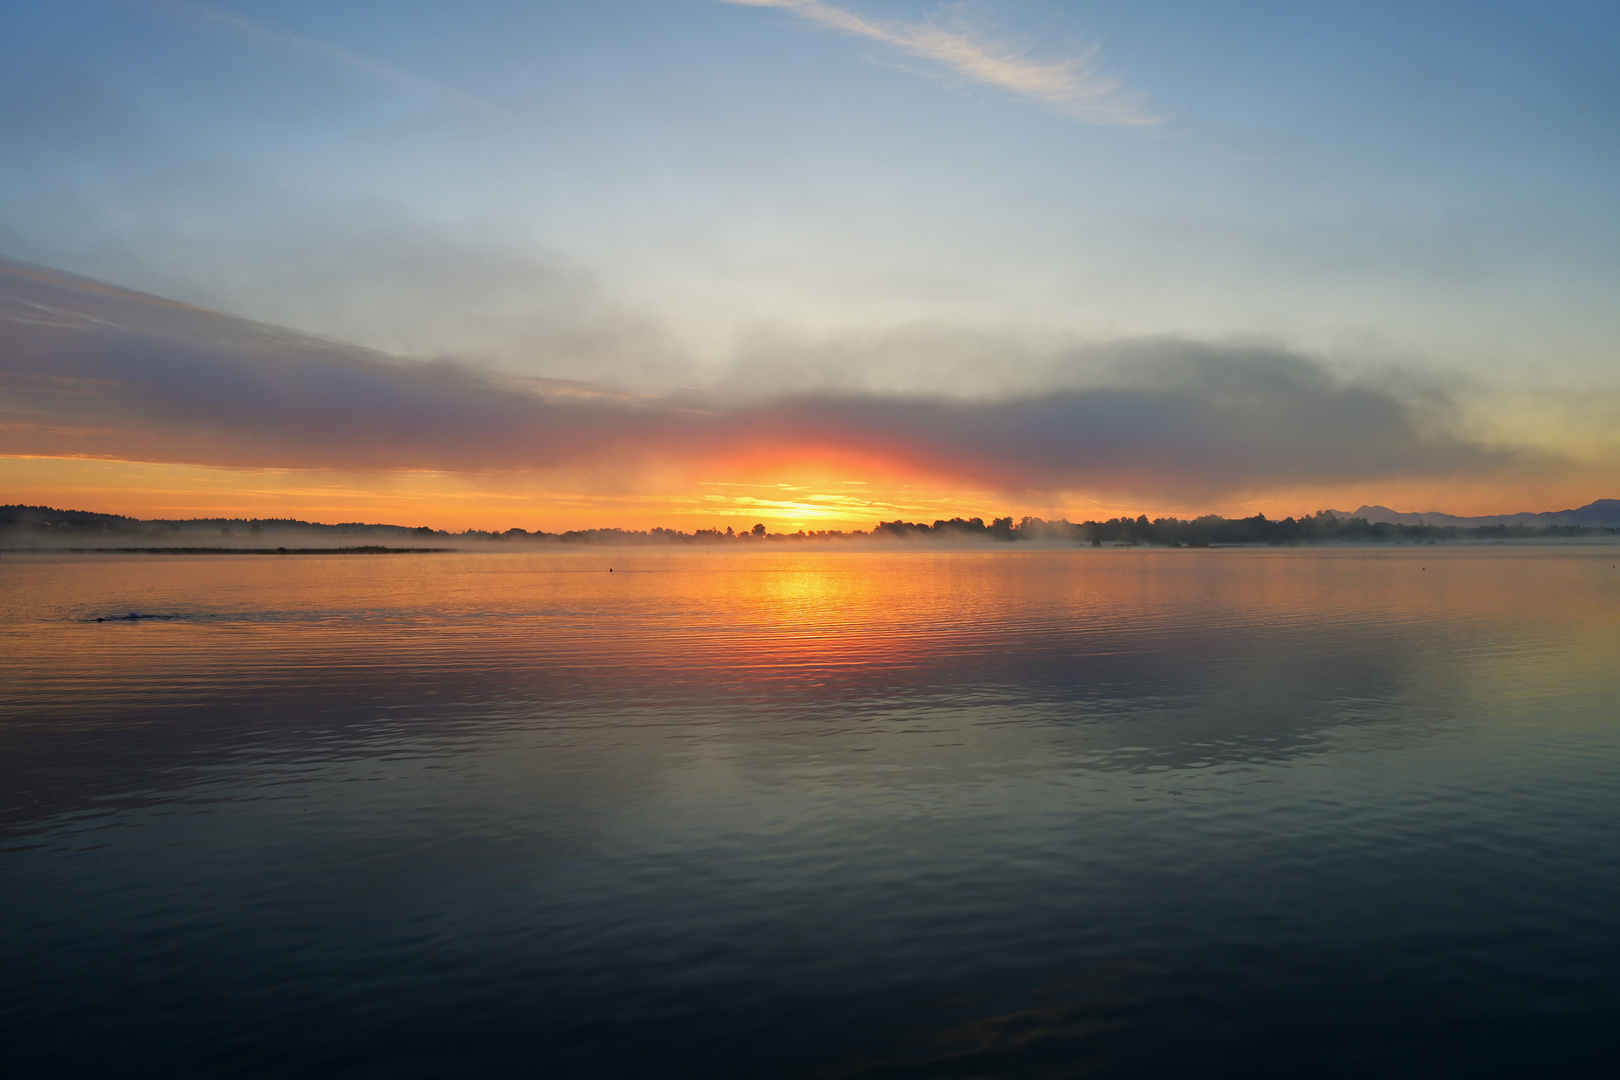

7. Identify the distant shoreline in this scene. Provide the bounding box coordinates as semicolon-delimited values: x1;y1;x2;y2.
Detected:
4;502;1619;550
5;539;1618;556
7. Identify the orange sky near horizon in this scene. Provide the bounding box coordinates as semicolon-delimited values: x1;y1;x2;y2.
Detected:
5;454;1610;533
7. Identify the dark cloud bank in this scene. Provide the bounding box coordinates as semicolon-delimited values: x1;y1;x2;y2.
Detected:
0;260;1532;498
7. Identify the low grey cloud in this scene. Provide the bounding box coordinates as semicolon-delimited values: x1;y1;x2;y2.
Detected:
0;260;696;474
748;347;1519;498
0;260;1533;500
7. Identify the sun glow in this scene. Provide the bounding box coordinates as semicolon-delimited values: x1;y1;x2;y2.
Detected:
0;455;999;532
6;452;1612;534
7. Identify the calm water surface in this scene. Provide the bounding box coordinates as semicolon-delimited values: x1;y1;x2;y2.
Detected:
3;547;1619;1077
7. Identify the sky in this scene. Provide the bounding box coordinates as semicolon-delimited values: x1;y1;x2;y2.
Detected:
1;0;1617;530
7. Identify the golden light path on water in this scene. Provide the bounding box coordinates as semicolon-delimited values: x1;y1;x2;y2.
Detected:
6;546;1617;727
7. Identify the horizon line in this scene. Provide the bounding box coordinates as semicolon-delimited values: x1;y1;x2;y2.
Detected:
6;500;1617;539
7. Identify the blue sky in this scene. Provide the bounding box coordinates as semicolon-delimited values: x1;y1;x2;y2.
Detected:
1;1;1617;522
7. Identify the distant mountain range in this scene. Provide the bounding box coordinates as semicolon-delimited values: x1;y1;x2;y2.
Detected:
1328;499;1620;528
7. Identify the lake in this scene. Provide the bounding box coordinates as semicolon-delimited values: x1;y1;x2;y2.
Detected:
3;546;1618;1077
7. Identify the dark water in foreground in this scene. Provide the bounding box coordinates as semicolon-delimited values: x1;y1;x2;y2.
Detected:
3;547;1619;1078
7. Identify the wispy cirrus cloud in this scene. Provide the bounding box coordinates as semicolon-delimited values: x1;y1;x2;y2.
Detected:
148;0;507;116
722;0;1158;126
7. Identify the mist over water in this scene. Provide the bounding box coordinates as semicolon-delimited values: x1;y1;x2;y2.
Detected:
3;548;1619;1077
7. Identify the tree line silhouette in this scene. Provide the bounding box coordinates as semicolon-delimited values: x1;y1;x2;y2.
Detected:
875;511;1617;545
5;503;1616;548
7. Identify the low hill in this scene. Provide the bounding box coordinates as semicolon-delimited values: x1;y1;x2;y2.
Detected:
1331;499;1620;528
